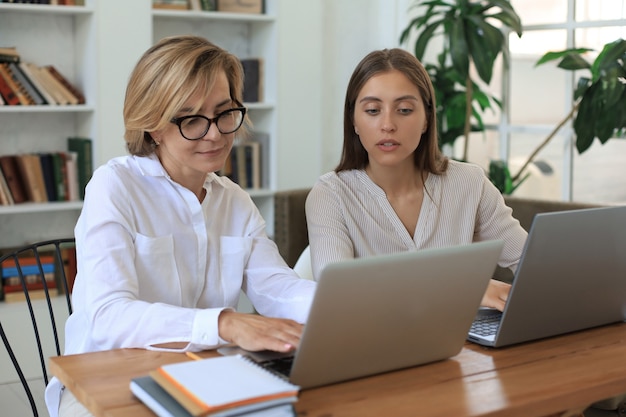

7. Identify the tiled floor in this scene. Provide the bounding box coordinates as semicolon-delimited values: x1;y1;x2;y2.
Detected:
1;296;67;417
0;379;46;416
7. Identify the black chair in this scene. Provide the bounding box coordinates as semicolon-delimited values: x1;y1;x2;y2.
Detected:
0;238;75;417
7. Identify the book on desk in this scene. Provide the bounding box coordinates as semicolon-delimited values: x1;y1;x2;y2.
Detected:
131;354;298;417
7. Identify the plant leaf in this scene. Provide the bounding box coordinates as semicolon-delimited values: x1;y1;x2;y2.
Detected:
466;17;503;83
557;54;592;71
535;48;592;67
574;82;600;153
591;38;626;79
413;20;444;60
448;17;470;79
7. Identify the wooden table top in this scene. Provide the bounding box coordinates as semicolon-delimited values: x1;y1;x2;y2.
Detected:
50;322;626;417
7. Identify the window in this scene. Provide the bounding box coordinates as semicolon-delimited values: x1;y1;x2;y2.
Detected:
498;0;626;203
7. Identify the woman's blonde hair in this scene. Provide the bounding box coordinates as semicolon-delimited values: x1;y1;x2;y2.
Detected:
124;35;247;156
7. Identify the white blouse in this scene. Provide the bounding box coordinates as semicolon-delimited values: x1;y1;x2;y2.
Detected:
46;154;315;417
305;160;528;280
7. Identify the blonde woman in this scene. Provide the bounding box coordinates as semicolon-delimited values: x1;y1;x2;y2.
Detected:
46;35;315;417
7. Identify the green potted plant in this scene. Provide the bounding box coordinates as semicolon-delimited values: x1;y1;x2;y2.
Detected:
508;38;626;187
399;0;522;160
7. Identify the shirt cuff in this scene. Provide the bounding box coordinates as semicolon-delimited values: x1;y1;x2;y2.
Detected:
191;307;234;347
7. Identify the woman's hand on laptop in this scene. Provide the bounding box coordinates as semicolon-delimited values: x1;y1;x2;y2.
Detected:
218;310;303;353
481;279;511;312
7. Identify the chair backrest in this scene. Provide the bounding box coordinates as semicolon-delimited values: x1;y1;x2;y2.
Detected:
0;238;76;417
273;188;311;267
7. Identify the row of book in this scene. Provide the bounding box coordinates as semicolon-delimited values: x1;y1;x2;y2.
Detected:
0;245;76;303
131;354;298;417
0;137;92;205
220;134;269;190
0;1;85;5
0;47;85;106
153;0;264;14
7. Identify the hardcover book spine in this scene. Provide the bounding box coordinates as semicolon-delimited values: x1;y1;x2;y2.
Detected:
44;65;85;104
0;68;20;105
9;62;46;105
67;137;92;200
0;155;28;203
0;63;30;105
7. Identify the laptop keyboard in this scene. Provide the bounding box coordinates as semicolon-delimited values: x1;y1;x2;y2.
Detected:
469;311;503;337
257;356;294;379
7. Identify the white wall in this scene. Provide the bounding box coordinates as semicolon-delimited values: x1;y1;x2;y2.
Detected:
275;0;412;189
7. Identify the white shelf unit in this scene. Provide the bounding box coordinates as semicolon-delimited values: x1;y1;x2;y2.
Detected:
152;5;279;235
0;2;96;248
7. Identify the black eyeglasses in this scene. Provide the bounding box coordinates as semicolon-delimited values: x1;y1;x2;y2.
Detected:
170;107;246;140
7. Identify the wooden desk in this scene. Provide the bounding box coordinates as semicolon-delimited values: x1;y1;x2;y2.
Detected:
50;322;626;417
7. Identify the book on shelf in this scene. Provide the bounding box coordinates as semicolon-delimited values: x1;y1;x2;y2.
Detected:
235;141;261;190
1;255;56;301
240;58;263;103
8;61;46;105
0;155;28;203
67;137;92;200
3;288;59;303
15;153;48;203
19;62;58;106
0;47;20;66
64;151;80;201
0;62;32;105
39;153;58;201
0;169;14;206
222;136;265;190
152;0;189;10
57;245;77;294
147;354;299;417
0;68;20;105
2;263;55;287
199;0;216;11
51;152;68;201
29;63;68;105
216;0;264;14
250;132;269;189
44;65;85;105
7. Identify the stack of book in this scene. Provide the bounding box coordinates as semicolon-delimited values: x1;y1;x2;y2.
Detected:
0;137;92;205
131;354;298;417
0;46;85;106
1;254;56;302
0;244;76;302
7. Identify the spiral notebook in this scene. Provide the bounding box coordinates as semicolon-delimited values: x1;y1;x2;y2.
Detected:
146;354;298;417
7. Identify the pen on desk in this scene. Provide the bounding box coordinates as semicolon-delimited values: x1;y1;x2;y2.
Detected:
185;351;203;361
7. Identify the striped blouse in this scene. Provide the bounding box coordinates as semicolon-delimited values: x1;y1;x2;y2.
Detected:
305;160;528;280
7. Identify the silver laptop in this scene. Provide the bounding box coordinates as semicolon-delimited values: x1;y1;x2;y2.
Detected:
468;205;626;348
219;239;504;389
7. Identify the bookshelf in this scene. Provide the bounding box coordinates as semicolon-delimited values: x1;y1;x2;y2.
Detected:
151;4;279;233
0;2;96;248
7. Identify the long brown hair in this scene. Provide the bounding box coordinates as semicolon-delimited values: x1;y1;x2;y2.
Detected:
336;48;447;175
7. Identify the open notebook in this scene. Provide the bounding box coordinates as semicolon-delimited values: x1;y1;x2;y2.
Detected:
468;205;626;347
219;240;504;389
